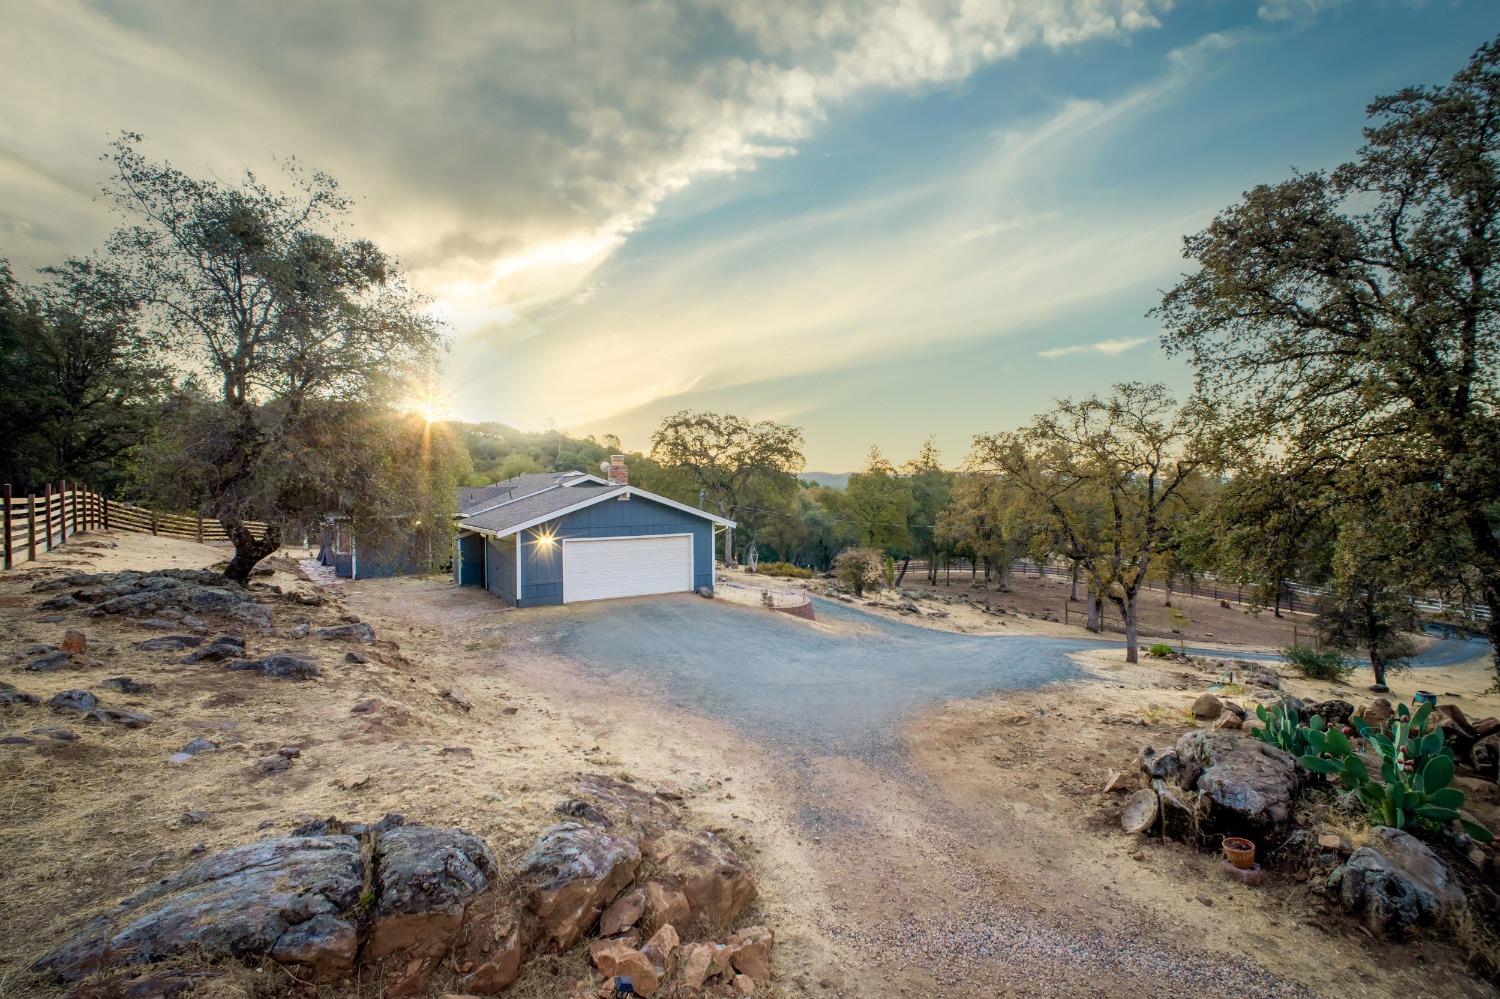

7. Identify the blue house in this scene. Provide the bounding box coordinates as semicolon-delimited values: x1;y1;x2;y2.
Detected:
453;456;734;606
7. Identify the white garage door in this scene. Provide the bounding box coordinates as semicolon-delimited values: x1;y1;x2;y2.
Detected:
562;533;694;603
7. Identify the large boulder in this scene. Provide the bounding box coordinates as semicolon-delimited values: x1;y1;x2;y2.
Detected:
1173;730;1301;835
1327;827;1465;937
518;822;641;951
34;836;365;982
366;826;497;962
1472;732;1500;783
643;827;757;935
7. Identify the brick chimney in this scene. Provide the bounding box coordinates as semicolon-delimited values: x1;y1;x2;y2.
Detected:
607;455;628;486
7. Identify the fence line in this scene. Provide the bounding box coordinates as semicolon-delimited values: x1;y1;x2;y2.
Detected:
1;481;268;570
904;557;1491;623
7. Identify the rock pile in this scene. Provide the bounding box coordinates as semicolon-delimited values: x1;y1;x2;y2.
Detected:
1325;827;1465;936
30;570;271;631
1124;730;1301;840
34;776;767;996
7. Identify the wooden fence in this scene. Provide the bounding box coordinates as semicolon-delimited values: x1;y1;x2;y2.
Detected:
1;481;267;570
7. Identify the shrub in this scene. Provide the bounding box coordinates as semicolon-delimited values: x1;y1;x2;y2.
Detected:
835;548;885;597
1304;700;1493;843
751;561;812;579
1147;643;1175;658
1281;644;1353;682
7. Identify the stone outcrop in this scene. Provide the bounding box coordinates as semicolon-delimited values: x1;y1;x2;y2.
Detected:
1327;826;1464;937
519;822;642;951
1173;730;1301;834
644;827;758;935
36;825;499;988
31;570;271;630
225;653;321;680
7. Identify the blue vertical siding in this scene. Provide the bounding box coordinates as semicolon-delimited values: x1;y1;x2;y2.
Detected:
456;533;486;587
514;493;714;607
485;535;518;604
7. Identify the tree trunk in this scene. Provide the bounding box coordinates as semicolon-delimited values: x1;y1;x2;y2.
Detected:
895;556;910;588
1086;594;1102;633
997;559;1012;592
1069;564;1079;602
222;519;282;584
1273;579;1284;618
1369;647;1389;692
1122;594;1139;663
1164;573;1173;607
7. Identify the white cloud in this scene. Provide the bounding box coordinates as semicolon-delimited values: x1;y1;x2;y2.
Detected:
1037;335;1154;359
1256;0;1348;23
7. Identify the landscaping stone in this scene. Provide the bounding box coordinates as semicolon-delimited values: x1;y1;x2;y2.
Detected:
22;650;77;672
89;706;153;728
137;635;204;652
0;682;39;706
1472;733;1500;782
1138;746;1181;782
49;689;98;714
102;676;149;694
1358;698;1395;729
1120;789;1159;835
642;827;757;934
591;940;660;996
642;881;691;936
314;622;376;643
601;887;646;936
518;822;641;951
181;636;247;663
1191;694;1223;720
62;629;88;653
1305;700;1354;727
1174;730;1301;835
1327;826;1464;937
366;826;497;965
724;925;773;980
226;654;320;680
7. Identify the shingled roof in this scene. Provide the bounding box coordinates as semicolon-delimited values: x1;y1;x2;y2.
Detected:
459;484;620;535
457;471;595;515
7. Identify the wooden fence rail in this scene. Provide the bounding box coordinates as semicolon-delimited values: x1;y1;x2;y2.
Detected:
0;481;267;569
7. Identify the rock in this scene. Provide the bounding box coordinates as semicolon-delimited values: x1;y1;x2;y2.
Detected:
102;676;149;694
600;887;646;936
285;622;311;639
454;896;526;995
351;697;383;715
227;653;320;680
724;925;773;981
167;753;194;766
137;635;204;652
1475;716;1500;738
1221;701;1247;719
1245;667;1281;690
518;822;641;951
257;756;291;774
366;826;497;963
315;622;376;643
1328;826;1465;937
591;940;660;996
69;969;221;998
181;737;217;755
443;688;473;712
1472;733;1500;782
23;650;76;672
181;635;247;663
734;973;757;996
1102;770;1131;793
49;689;98;714
1305;700;1354;727
1121;789;1159;835
1138;746;1180;782
1174;730;1301;834
31;727;78;742
679;942;719;989
643;827;757;934
642;881;690;935
88;706;153;728
0;682;39;706
1359;698;1394;729
34;835;365;981
642;923;679;973
1437;704;1480;757
62;629;87;654
346;651;369;664
1191;694;1223;720
1213;713;1242;730
34;613;64;624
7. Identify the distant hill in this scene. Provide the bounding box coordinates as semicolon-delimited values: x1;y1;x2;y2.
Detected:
800;471;850;490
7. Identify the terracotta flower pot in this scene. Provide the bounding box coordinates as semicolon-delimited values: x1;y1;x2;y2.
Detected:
1222;836;1255;870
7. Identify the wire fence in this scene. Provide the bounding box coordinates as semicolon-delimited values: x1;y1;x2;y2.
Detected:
1;480;268;570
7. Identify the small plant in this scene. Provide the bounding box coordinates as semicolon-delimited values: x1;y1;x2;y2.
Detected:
1252;698;1322;756
835;547;885;597
1281;644;1354;683
1147;643;1175;658
1302;701;1494;843
753;561;813;579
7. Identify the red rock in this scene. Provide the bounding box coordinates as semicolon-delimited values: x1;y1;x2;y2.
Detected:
519;822;641;951
678;942;717;989
600;887;645;936
644;829;756;933
590;940;660;997
724;925;773;981
642;922;679;975
62;630;87;654
734;973;756;995
642;881;690;935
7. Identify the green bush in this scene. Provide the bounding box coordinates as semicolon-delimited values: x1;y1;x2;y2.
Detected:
751;561;812;579
1281;644;1353;683
1147;643;1175;658
835;547;885;597
1303;700;1493;843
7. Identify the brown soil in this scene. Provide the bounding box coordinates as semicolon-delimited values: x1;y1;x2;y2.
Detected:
2;532;1496;999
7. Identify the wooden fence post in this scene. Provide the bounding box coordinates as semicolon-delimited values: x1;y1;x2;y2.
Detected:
103;495;110;531
3;482;11;570
43;483;53;551
150;510;158;536
196;516;203;544
27;493;36;562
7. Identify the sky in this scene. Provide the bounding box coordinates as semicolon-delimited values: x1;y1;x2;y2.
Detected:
2;1;1496;470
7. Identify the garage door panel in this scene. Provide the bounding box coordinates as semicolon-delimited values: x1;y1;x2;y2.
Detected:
563;534;693;603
